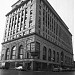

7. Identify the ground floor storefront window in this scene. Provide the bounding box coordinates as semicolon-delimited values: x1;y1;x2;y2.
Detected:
9;62;15;69
3;61;66;71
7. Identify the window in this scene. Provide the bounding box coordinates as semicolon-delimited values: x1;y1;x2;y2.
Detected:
26;38;35;59
13;30;15;34
6;48;10;60
8;32;10;36
27;44;30;51
39;11;41;15
38;17;41;28
43;46;47;60
30;4;33;9
46;12;47;27
43;9;45;25
65;56;67;64
18;12;20;18
7;19;8;23
57;52;59;63
61;52;64;61
15;15;17;21
43;9;45;15
22;10;24;16
48;14;49;20
26;51;30;59
26;39;31;51
29;28;35;33
71;58;72;65
65;56;70;65
38;30;40;35
54;20;55;33
27;42;40;59
21;17;23;22
48;21;49;28
48;49;51;61
30;15;33;21
52;21;53;32
31;42;35;52
50;16;51;22
12;16;14;21
29;22;32;27
26;40;31;59
35;42;40;59
17;25;19;32
30;10;33;14
20;24;23;31
39;5;41;9
52;18;53;24
56;23;58;35
53;51;55;62
25;8;28;20
29;16;33;27
43;26;45;31
1;54;5;60
18;45;24;59
11;46;16;59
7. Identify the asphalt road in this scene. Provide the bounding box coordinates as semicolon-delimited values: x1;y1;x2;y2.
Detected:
0;69;75;75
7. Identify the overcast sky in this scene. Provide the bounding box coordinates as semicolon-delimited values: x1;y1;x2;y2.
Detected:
0;0;74;59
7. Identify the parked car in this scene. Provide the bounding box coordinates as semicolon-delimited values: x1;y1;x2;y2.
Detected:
52;67;63;72
15;66;26;71
52;68;60;72
15;66;23;70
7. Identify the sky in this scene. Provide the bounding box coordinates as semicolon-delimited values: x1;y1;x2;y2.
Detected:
0;0;74;59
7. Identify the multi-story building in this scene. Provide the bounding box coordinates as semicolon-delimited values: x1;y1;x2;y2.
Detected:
1;0;73;71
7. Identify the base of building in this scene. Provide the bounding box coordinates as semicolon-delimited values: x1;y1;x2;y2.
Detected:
1;60;73;71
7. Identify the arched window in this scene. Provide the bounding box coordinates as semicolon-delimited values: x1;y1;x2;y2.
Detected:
11;46;16;59
61;51;64;65
6;48;10;60
53;50;55;62
18;45;23;59
57;52;59;63
61;51;64;61
43;46;47;60
48;49;51;61
27;51;30;59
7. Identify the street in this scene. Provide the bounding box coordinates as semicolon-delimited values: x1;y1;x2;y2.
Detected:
0;69;75;75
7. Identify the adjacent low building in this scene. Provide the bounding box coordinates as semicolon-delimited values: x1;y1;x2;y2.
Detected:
1;0;73;71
